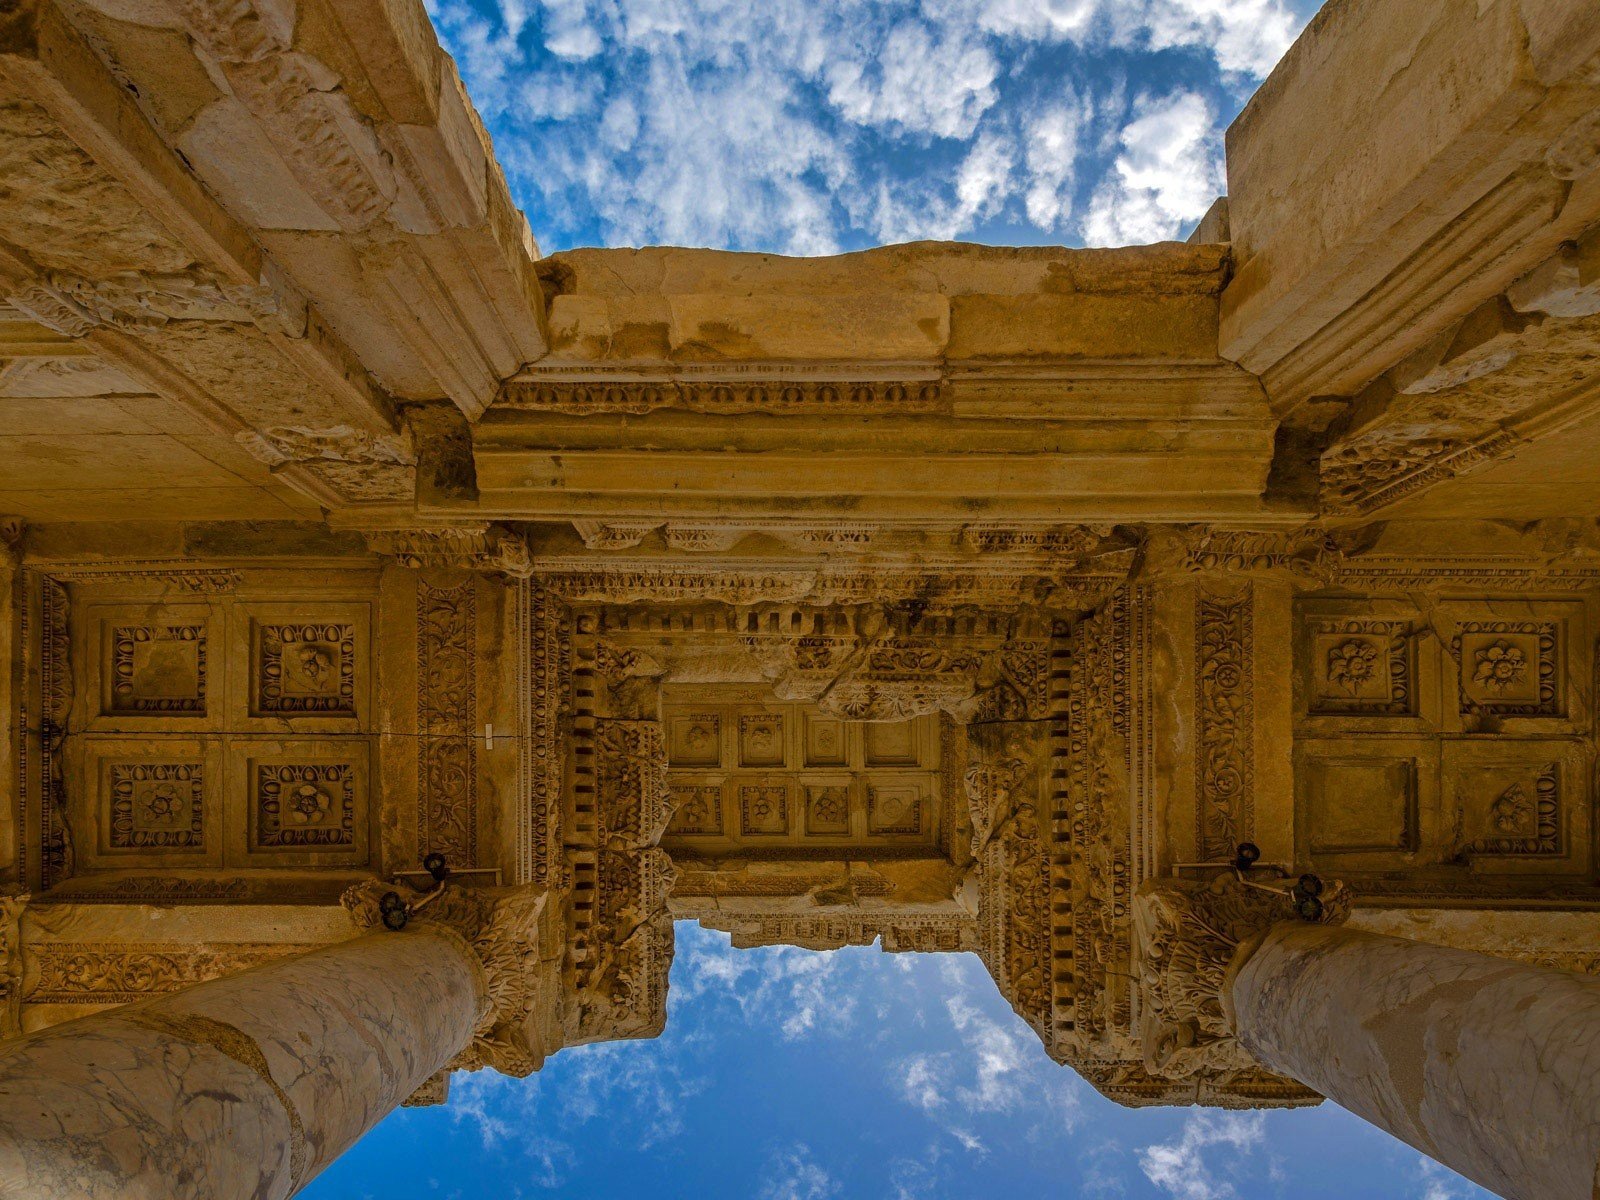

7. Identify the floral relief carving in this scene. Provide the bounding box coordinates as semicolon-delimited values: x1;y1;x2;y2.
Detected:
417;583;478;866
1454;766;1562;859
1454;621;1561;717
27;942;307;1004
254;764;356;847
108;763;205;850
1195;590;1254;861
1326;639;1380;695
257;623;356;715
1472;640;1528;694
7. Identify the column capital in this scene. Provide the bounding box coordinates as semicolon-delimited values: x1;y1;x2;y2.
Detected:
1131;872;1350;1081
343;880;550;1077
362;524;534;578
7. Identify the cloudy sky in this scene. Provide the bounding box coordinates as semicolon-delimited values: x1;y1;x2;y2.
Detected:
302;922;1491;1200
304;4;1496;1196
421;0;1328;254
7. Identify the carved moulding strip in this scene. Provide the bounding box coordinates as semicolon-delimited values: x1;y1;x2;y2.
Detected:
1323;428;1522;515
517;582;571;887
25;942;308;1004
1131;874;1350;1080
500;377;945;416
417;582;478;867
1195;586;1254;862
533;559;1124;612
344;882;551;1077
38;577;71;891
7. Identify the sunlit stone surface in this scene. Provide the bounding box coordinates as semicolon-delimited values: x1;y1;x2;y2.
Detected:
0;0;1598;1196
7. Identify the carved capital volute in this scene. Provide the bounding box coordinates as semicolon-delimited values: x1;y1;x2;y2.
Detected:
342;881;550;1077
1131;874;1349;1081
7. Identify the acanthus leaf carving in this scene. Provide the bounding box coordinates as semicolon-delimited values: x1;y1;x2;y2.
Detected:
1131;875;1350;1081
343;881;551;1078
366;525;533;579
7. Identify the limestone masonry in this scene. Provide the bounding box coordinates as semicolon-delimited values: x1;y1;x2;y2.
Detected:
1;0;1599;1196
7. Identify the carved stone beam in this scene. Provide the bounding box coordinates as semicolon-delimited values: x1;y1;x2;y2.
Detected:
362;524;534;578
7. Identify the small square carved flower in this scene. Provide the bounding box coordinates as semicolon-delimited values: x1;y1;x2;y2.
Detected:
108;762;204;849
805;785;850;835
255;763;356;847
1455;622;1559;717
669;784;722;835
1309;621;1411;716
739;783;789;835
256;623;356;715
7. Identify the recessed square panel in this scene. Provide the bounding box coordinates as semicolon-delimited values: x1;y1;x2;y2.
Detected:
867;783;923;835
739;714;785;767
804;783;851;835
254;621;357;716
739;781;789;835
864;721;919;766
1304;756;1417;855
105;624;207;716
1441;741;1589;876
803;715;848;767
668;714;722;767
1308;621;1413;716
669;783;723;835
1454;622;1560;717
106;761;205;850
253;761;358;848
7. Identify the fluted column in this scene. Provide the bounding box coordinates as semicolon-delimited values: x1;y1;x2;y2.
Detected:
1232;923;1600;1200
0;882;545;1200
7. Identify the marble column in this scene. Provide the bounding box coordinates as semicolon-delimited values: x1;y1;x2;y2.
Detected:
0;882;546;1200
1230;923;1600;1200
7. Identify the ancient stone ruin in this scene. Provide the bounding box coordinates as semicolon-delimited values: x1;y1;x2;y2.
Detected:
1;0;1599;1196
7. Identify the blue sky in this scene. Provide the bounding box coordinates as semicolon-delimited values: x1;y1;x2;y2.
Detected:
304;3;1500;1196
303;922;1492;1200
420;0;1329;254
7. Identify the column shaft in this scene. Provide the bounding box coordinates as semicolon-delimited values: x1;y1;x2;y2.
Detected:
1231;923;1600;1200
0;925;484;1200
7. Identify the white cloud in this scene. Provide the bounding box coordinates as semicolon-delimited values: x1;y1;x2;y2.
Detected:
1138;1111;1266;1200
1082;90;1222;245
427;0;1309;254
759;1145;842;1200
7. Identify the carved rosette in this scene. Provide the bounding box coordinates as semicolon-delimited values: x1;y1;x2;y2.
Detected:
1131;875;1349;1081
342;881;550;1077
